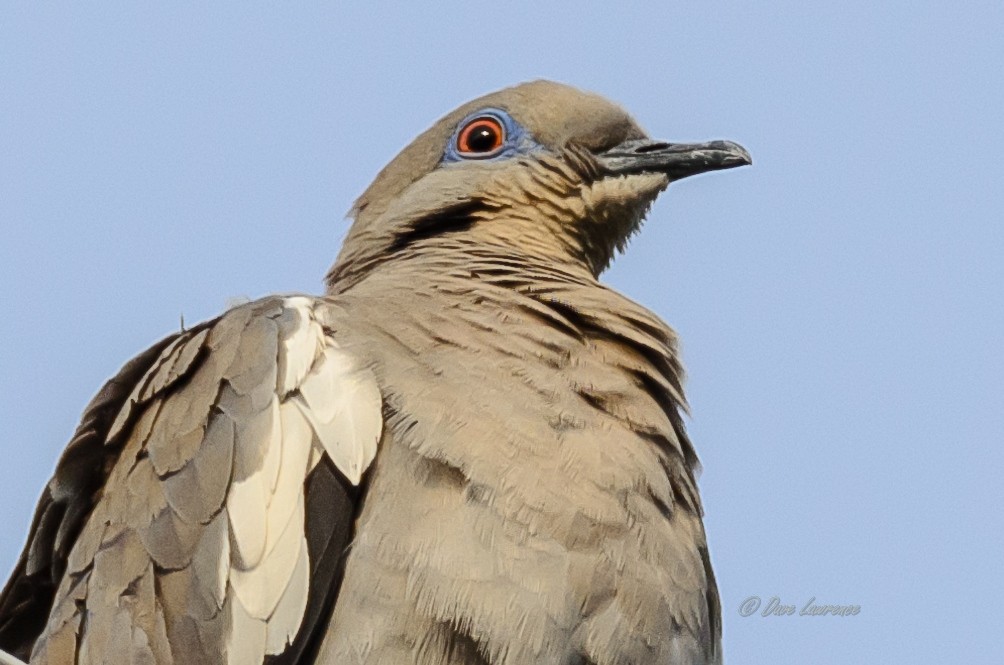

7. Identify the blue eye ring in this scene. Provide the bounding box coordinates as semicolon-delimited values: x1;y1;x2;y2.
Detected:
442;108;535;164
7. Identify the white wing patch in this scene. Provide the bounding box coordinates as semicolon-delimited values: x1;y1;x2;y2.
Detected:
30;296;383;665
293;344;383;485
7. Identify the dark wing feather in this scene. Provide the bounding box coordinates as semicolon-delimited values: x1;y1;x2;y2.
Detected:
0;331;187;661
266;456;364;665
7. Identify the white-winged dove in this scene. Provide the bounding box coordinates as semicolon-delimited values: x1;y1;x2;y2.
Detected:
0;80;749;665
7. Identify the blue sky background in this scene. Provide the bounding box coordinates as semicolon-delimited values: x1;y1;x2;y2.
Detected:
2;3;1002;663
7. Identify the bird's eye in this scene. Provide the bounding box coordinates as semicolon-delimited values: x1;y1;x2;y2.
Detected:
456;116;506;157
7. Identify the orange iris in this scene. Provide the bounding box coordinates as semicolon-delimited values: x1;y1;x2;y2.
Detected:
456;116;506;156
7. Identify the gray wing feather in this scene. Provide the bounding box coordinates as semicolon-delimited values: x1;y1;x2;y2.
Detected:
27;296;382;664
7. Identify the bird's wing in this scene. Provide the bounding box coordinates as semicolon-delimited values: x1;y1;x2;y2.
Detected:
0;296;382;664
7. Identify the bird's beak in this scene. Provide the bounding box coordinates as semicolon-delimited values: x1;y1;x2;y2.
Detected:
597;138;752;181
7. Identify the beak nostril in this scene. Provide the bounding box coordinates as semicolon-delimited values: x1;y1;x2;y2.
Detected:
633;141;672;154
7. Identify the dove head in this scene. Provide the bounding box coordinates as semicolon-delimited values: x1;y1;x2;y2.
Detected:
326;80;749;290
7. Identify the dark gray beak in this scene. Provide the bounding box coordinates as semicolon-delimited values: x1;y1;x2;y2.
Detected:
598;138;752;180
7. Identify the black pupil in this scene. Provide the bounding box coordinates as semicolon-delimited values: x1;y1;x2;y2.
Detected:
466;122;499;152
